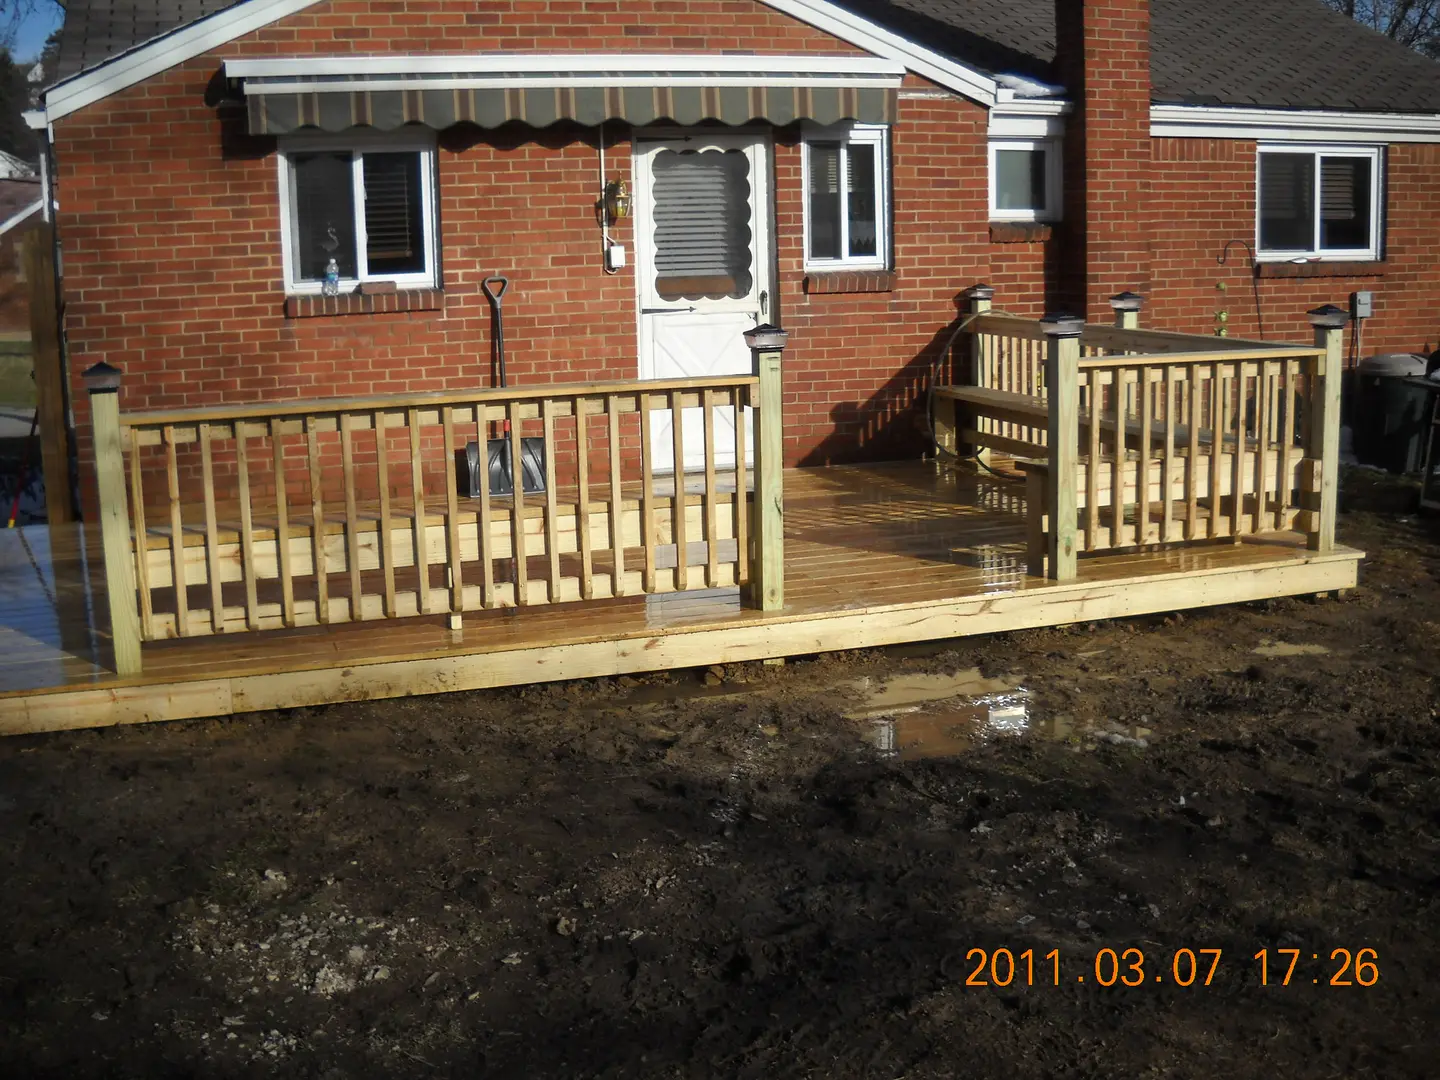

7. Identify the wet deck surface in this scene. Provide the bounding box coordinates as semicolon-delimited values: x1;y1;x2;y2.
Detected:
0;461;1352;705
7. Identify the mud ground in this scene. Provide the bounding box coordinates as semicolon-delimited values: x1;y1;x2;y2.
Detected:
2;469;1439;1078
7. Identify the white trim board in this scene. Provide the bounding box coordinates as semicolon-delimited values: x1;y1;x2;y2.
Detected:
225;54;908;78
1151;104;1440;144
37;0;997;125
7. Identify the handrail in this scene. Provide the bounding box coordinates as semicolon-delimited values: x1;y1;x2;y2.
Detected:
119;374;759;430
1078;346;1323;369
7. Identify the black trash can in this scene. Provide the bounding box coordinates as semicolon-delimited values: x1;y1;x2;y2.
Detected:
1354;353;1430;473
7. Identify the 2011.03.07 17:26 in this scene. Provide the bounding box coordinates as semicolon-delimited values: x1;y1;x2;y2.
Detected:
1252;948;1380;986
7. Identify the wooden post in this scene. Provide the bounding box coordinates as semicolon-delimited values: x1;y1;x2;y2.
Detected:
942;283;994;460
1043;315;1083;581
24;224;74;523
1307;306;1347;553
745;324;787;611
1110;290;1144;332
84;362;141;675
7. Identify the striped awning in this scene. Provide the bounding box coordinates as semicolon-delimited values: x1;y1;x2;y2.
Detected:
224;55;904;135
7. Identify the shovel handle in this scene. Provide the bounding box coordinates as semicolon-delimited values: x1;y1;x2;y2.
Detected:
482;275;509;305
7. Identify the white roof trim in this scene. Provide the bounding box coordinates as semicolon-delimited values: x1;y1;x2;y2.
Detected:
1151;104;1440;143
36;0;996;125
0;198;42;237
759;0;997;106
228;54;907;94
225;54;908;78
990;98;1069;138
41;0;328;123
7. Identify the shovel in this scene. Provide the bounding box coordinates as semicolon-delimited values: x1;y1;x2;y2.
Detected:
457;275;547;498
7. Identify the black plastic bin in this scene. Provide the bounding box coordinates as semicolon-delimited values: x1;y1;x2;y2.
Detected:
1353;353;1430;473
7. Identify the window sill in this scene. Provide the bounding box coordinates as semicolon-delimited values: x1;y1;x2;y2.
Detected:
989;222;1054;244
803;270;896;295
1255;260;1386;279
284;289;446;319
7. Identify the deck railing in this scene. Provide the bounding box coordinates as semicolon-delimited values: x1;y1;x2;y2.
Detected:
944;291;1344;580
86;356;787;674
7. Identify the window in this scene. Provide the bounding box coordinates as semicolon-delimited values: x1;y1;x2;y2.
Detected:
989;139;1060;222
1256;146;1381;260
278;135;439;293
803;125;888;271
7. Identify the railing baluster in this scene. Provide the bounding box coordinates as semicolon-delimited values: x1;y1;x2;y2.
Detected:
199;421;224;633
476;402;495;608
306;416;329;625
1086;370;1100;550
734;385;749;585
640;391;656;593
607;394;626;597
507;400;528;605
1186;366;1202;540
1254;362;1272;533
575;396;594;601
1139;367;1153;544
1208;365;1223;539
408;407;432;615
163;425;189;636
1162;367;1176;544
442;406;463;625
1276;358;1295;532
234;422;259;630
1111;368;1125;549
1232;363;1249;537
374;410;397;617
703;388;719;588
542;397;561;603
129;427;155;639
271;418;295;627
340;413;363;622
670;388;688;592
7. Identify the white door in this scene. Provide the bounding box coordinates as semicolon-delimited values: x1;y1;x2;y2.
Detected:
635;133;771;472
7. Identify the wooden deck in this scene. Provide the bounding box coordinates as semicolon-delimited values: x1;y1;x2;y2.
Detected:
0;461;1362;736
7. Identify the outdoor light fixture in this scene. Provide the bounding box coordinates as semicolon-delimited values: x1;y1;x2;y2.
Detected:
1039;312;1085;337
82;361;123;393
743;323;789;351
1109;291;1145;313
602;180;631;225
1307;303;1350;330
964;283;996;301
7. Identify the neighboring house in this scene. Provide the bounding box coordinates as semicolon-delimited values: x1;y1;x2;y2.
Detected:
23;0;1440;513
0;178;43;333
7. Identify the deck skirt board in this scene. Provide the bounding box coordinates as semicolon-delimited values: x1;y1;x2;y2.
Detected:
0;462;1362;734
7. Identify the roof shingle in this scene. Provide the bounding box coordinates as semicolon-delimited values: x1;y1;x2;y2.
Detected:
49;0;1440;114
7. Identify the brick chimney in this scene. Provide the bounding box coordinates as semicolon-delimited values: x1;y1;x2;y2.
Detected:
1054;0;1153;320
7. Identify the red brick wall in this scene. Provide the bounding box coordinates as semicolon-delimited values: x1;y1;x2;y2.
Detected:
1144;139;1440;356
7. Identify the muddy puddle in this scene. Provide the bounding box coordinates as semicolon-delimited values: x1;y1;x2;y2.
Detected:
845;668;1154;760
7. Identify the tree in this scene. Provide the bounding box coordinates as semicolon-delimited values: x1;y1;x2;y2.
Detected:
1321;0;1440;58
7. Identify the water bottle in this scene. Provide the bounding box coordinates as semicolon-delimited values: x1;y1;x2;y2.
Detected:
323;258;341;296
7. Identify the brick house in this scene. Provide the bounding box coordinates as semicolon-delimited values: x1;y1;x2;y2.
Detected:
25;0;1440;513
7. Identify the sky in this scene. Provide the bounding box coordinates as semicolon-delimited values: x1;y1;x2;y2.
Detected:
12;1;63;64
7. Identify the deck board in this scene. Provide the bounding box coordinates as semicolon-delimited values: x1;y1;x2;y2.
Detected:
0;461;1361;734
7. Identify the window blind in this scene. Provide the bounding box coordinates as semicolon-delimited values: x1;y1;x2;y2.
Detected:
651;148;754;300
362;152;425;275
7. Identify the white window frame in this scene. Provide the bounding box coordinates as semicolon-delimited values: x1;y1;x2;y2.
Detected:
988;138;1061;223
801;123;890;272
276;131;440;295
1254;144;1382;262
